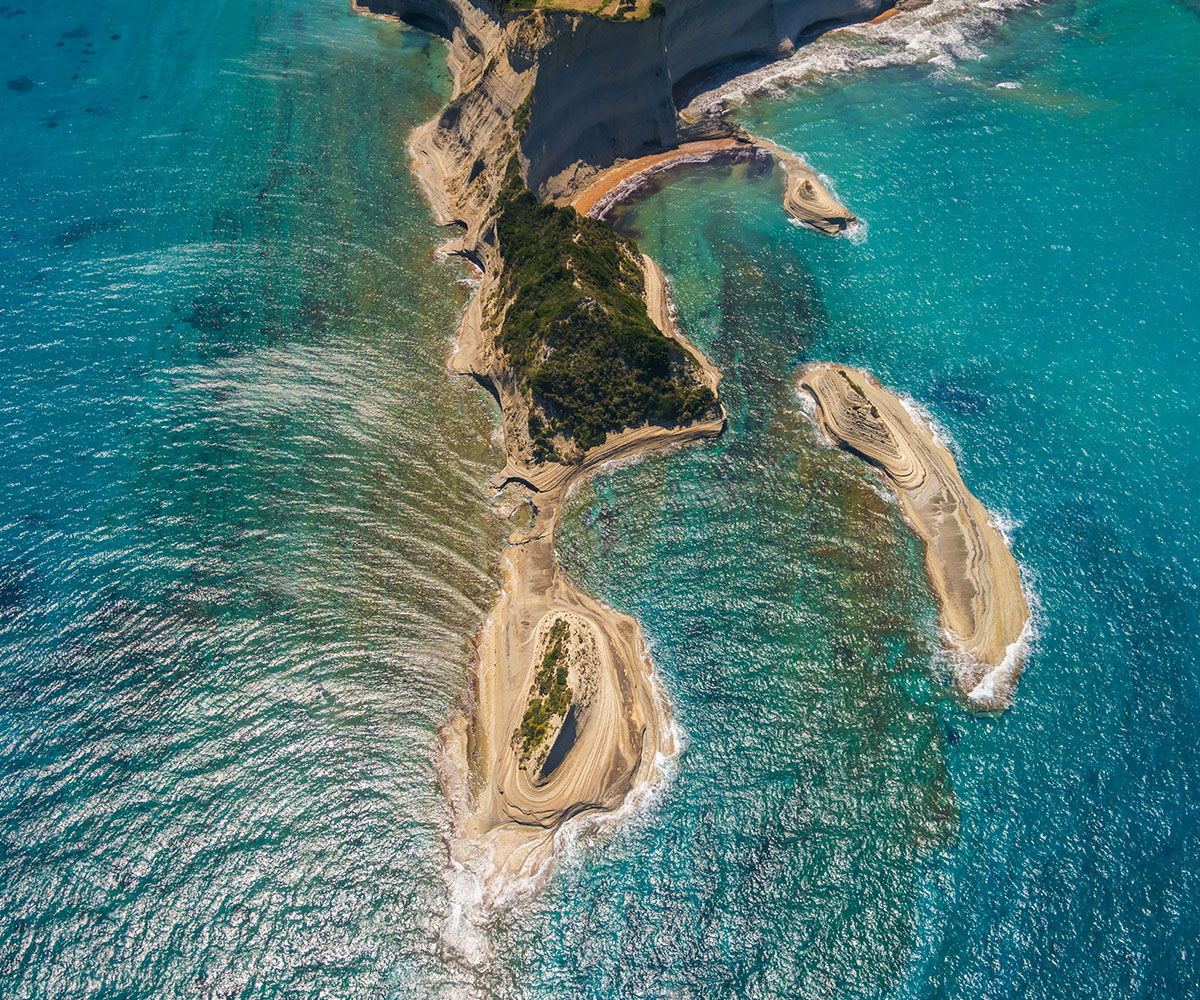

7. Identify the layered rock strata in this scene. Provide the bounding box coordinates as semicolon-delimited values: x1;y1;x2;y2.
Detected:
799;364;1031;709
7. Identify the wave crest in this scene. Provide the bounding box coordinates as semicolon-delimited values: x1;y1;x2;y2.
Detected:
682;0;1036;115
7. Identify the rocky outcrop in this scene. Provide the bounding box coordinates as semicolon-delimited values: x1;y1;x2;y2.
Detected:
799;364;1031;709
354;0;885;924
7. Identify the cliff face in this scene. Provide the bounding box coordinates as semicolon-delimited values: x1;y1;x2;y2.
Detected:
522;0;883;197
361;0;881;225
518;13;674;198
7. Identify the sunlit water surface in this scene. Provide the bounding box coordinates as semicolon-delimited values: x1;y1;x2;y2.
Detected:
2;0;1198;997
0;1;505;996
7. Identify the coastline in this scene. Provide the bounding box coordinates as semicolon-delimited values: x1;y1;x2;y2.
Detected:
799;363;1031;709
570;137;857;234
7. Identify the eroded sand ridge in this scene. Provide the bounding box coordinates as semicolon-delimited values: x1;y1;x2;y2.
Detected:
799;363;1030;708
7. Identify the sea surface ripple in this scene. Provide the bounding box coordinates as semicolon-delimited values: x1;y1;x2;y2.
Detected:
2;0;1198;997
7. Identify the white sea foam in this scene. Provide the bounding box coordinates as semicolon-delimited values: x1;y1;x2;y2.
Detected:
682;0;1035;116
987;508;1022;546
439;863;491;966
965;614;1031;706
792;384;818;418
844;217;869;244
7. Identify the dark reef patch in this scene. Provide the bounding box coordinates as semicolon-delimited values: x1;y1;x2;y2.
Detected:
931;380;991;416
55;216;124;247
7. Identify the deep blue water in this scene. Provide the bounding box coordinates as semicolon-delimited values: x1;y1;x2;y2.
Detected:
2;0;1198;996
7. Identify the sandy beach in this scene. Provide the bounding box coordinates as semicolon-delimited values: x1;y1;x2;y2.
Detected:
799;363;1030;709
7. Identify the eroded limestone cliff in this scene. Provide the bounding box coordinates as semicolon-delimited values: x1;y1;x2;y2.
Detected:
361;0;881;227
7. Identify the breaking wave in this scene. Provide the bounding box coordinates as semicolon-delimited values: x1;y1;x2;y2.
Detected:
683;0;1037;115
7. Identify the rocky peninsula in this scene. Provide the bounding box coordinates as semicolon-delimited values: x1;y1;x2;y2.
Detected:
351;0;896;914
799;364;1031;709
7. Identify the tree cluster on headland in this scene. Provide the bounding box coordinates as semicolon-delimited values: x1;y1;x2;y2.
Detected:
493;162;716;461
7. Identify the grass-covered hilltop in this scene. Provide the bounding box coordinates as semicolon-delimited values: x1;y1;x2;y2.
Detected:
491;161;716;463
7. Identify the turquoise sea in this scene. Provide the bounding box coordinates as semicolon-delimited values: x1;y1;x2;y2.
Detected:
1;0;1197;997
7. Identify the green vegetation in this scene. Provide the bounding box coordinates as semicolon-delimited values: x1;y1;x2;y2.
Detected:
514;619;574;758
494;161;716;460
838;368;880;419
512;91;533;135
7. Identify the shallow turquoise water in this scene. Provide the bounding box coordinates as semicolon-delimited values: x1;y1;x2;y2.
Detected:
0;1;505;995
2;0;1198;996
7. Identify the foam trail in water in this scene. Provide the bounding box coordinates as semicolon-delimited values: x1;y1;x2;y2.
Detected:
683;0;1035;115
966;615;1031;705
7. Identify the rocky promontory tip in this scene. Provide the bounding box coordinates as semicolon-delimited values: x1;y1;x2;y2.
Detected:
799;364;1030;709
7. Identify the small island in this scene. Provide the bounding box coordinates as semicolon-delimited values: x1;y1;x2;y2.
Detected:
799;364;1031;709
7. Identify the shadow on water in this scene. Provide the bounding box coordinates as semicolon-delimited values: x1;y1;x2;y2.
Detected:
539;705;577;779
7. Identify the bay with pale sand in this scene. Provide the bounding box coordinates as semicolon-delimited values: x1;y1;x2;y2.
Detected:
570;137;856;234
